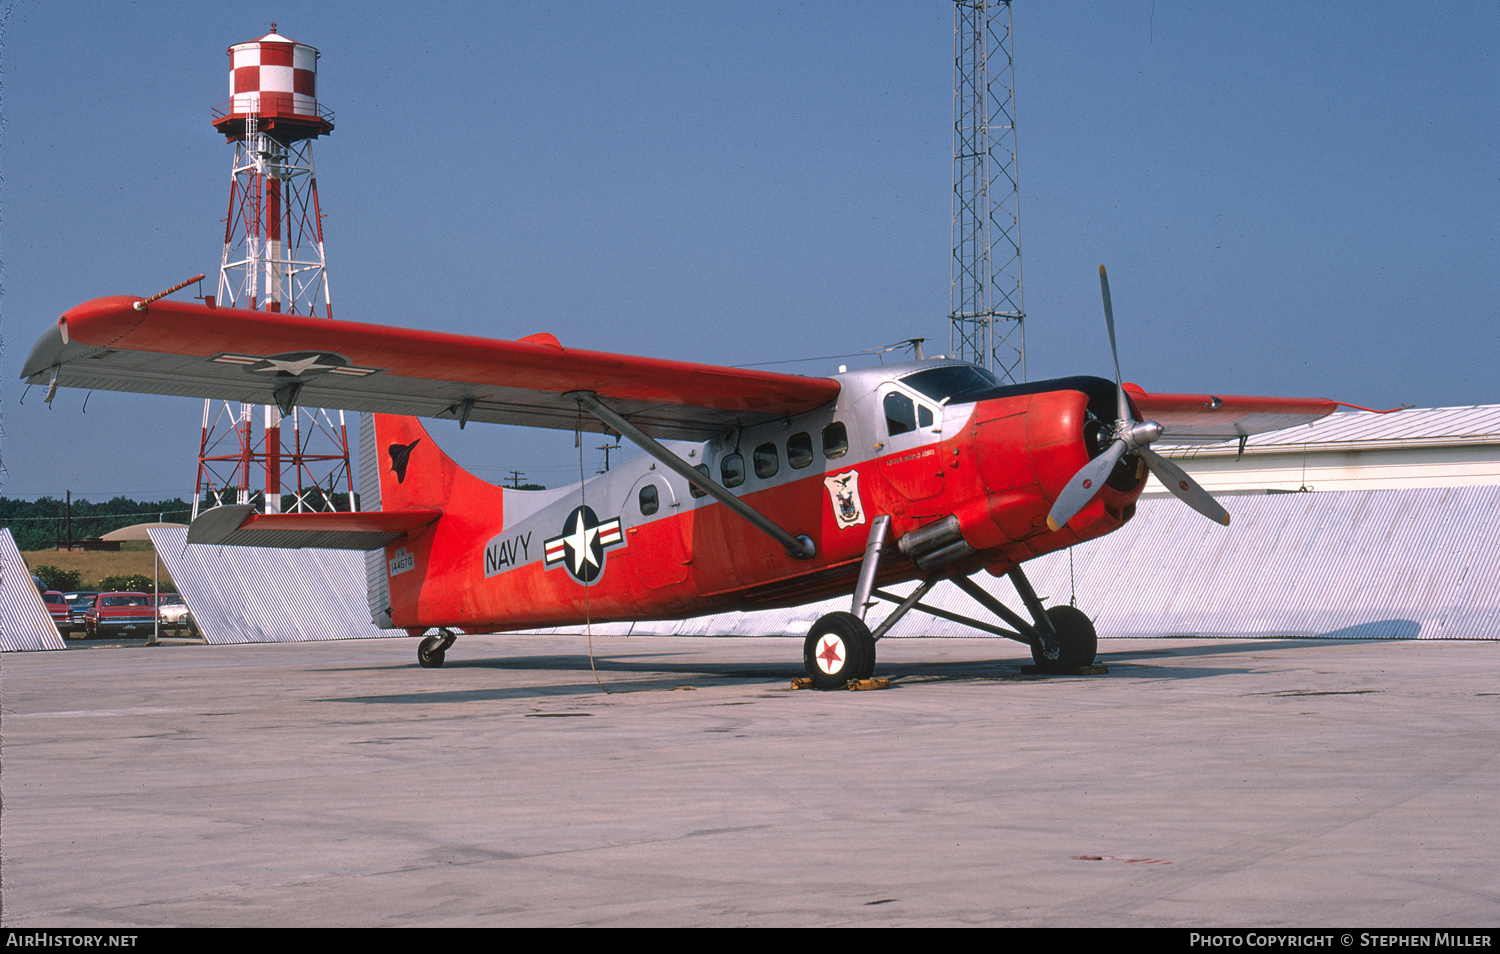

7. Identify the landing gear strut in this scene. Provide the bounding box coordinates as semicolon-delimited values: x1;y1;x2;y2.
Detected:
860;564;1098;676
417;630;457;668
800;517;891;689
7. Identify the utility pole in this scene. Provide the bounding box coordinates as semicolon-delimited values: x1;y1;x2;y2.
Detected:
597;442;621;474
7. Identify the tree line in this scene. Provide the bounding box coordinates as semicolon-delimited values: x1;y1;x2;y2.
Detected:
2;491;359;552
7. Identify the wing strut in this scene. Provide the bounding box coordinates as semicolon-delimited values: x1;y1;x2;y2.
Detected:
566;390;816;560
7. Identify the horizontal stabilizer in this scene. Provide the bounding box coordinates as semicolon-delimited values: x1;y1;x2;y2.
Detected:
187;505;442;550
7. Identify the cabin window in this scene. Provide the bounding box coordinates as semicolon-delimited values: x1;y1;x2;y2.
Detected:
721;453;746;488
823;422;848;459
787;431;814;469
638;484;659;516
754;442;779;479
690;463;709;498
918;404;934;429
884;391;917;436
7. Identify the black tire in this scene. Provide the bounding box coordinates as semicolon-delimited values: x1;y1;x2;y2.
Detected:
803;612;875;690
1030;605;1097;673
417;636;446;669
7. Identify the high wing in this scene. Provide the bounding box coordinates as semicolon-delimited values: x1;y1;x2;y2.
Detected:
1124;384;1336;444
22;296;841;440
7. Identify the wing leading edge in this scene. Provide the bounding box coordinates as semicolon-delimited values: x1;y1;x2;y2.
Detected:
1124;384;1337;444
22;296;842;440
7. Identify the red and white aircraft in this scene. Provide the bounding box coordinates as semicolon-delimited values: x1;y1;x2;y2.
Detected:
23;268;1339;687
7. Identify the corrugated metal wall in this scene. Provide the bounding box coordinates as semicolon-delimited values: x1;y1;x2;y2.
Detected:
149;527;389;644
359;413;395;628
544;487;1500;640
139;487;1499;646
1029;486;1500;639
0;529;67;652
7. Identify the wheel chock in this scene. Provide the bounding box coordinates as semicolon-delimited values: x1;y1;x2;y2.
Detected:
1021;663;1109;676
791;676;891;691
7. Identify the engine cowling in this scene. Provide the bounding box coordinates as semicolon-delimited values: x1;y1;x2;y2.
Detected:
896;376;1147;571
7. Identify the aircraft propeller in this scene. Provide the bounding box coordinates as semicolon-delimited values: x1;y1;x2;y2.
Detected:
1045;266;1230;532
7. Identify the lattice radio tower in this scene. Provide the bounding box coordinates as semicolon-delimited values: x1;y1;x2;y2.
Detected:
193;25;355;519
951;1;1025;382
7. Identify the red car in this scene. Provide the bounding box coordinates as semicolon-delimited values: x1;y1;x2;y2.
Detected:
84;592;156;638
42;590;71;631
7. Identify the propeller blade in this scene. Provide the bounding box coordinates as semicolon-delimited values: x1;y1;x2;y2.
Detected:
1047;439;1127;532
1099;264;1129;425
1140;447;1231;526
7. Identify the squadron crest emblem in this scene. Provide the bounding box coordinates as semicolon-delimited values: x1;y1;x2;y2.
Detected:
823;470;866;529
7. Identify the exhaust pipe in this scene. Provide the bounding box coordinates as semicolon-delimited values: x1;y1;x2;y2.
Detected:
898;515;977;570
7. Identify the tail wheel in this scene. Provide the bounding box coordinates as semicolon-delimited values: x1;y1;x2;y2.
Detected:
1030;605;1097;674
803;612;875;690
417;636;446;668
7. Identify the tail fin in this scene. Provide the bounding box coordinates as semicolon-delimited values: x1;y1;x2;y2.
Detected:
362;413;464;512
359;414;507;629
360;412;511;512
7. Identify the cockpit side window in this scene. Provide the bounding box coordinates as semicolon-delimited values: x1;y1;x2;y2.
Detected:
884;391;917;436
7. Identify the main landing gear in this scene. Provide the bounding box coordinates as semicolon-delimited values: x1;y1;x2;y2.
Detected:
1031;605;1097;674
803;612;877;691
801;515;1099;689
417;630;458;668
800;580;1098;688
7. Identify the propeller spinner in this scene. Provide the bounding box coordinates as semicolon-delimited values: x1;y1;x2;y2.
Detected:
1045;266;1230;532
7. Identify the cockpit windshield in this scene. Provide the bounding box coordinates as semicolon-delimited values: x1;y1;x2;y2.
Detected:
898;365;1001;404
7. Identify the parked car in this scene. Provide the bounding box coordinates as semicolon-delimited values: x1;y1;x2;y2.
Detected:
155;593;197;635
63;591;100;637
84;592;156;638
42;590;71;631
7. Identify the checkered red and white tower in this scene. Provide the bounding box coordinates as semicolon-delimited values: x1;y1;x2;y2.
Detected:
193;25;355;518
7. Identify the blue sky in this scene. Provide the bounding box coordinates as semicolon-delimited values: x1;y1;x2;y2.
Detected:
2;1;1496;501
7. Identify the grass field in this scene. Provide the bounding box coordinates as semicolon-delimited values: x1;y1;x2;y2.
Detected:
22;542;177;591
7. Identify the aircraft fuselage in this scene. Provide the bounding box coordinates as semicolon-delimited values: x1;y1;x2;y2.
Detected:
374;361;1147;634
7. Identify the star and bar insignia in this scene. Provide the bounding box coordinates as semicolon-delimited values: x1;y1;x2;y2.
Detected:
213;351;381;378
543;505;625;584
